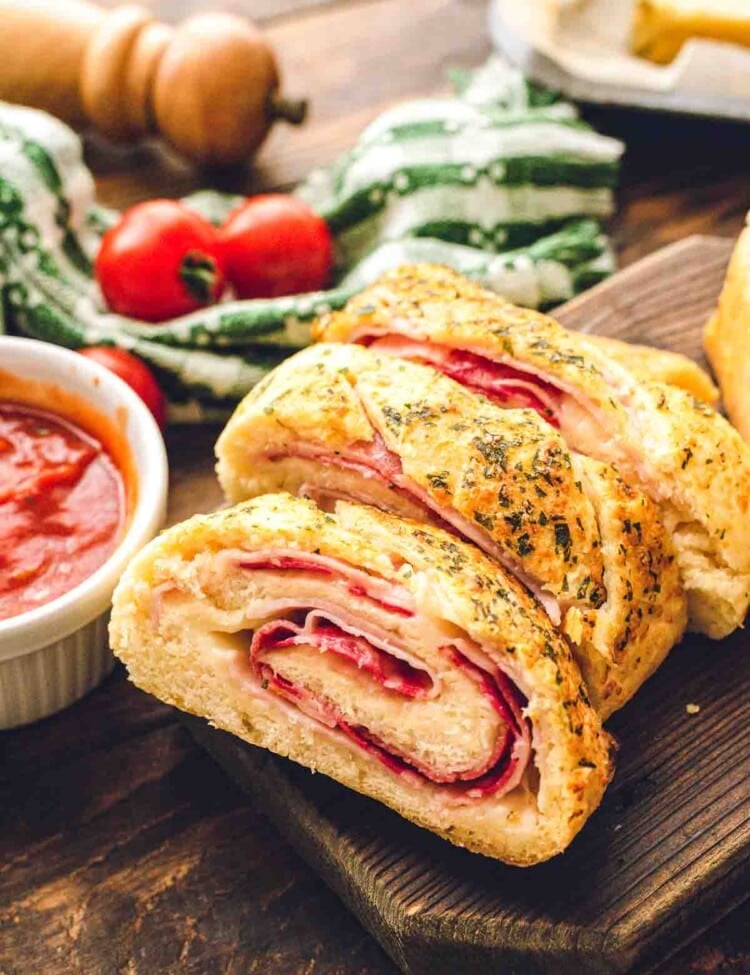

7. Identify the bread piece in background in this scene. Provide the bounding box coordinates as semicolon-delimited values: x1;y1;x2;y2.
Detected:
705;219;750;441
632;0;750;65
584;334;719;406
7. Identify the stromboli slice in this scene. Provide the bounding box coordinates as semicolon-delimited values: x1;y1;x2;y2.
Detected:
109;494;614;865
316;263;750;637
215;343;686;716
217;344;603;616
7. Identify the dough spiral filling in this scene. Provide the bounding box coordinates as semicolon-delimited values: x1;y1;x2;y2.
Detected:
241;553;531;800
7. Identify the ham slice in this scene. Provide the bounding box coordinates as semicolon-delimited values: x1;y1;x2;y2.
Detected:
238;549;416;617
364;335;562;425
267;440;563;624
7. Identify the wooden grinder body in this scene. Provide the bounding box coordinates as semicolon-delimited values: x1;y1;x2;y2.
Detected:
0;0;297;165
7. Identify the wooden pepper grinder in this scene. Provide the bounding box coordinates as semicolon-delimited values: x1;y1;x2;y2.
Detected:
0;0;307;165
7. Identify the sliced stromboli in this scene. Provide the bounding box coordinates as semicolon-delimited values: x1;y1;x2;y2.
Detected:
316;263;750;638
216;343;686;716
109;494;614;865
217;344;603;618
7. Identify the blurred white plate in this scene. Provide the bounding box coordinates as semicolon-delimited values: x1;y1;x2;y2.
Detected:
489;0;750;122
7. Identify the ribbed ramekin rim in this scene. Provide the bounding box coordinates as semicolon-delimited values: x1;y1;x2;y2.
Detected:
0;336;168;661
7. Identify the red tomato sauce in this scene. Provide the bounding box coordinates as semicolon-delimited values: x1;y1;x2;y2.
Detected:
0;402;125;621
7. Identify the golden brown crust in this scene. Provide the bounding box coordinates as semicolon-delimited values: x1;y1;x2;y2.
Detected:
317;262;750;636
319;284;719;406
575;456;687;715
316;264;630;433
633;381;750;635
585;334;719;406
109;493;614;866
705;221;750;440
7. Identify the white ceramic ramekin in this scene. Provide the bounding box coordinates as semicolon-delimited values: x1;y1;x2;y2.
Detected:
0;336;168;728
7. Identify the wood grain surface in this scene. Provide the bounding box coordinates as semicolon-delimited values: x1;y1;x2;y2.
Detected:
2;1;750;973
185;236;750;975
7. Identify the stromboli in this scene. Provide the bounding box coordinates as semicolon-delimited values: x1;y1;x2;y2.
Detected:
110;261;740;864
216;343;687;716
109;493;614;865
316;263;750;638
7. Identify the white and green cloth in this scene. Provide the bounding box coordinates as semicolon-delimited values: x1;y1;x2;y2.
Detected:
0;57;623;420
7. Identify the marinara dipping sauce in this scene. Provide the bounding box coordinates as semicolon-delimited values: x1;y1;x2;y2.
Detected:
0;401;125;621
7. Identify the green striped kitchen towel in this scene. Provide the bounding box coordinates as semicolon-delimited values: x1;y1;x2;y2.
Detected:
0;57;623;421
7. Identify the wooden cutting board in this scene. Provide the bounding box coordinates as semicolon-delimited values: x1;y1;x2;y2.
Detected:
186;235;750;975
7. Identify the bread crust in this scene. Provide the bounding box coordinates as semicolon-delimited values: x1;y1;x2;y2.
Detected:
586;334;718;406
576;457;687;713
631;0;750;65
317;263;750;635
109;494;614;866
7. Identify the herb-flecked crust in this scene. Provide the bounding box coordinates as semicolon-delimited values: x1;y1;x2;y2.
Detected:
218;343;603;604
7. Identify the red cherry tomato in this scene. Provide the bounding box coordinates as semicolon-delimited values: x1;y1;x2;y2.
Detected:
95;200;225;322
79;347;167;429
220;194;333;299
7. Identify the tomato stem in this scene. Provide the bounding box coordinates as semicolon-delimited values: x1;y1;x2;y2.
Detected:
268;92;308;126
180;252;219;305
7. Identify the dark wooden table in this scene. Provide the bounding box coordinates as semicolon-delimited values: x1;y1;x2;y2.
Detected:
2;2;750;973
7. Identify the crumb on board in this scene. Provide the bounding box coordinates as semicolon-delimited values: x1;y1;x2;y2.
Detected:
686;703;701;715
